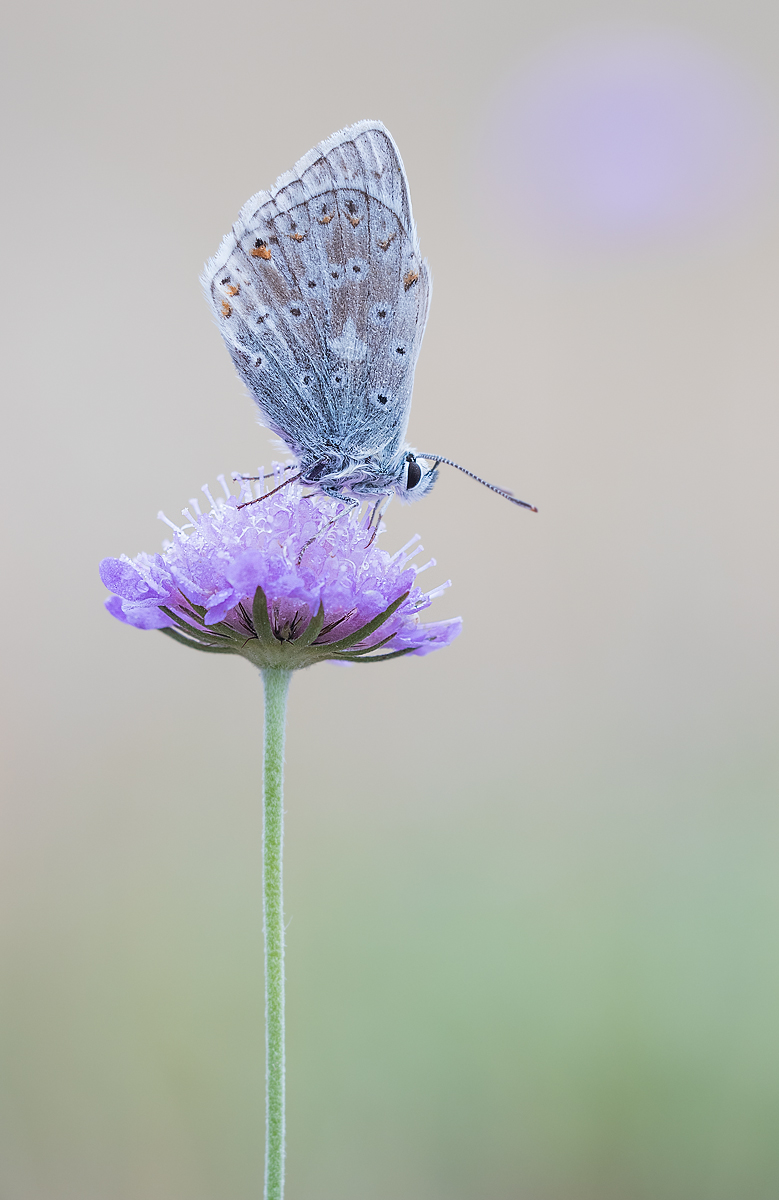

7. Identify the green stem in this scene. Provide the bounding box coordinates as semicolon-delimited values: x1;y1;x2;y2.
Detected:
261;667;292;1200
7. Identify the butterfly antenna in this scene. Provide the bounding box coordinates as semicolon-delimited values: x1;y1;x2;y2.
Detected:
416;455;538;512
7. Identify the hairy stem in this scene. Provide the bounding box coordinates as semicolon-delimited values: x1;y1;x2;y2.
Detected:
261;667;292;1200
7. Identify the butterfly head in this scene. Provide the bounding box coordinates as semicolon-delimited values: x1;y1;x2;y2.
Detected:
396;453;439;503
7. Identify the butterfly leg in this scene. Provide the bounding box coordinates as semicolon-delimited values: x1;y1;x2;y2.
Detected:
319;487;358;504
364;494;391;548
237;471;302;509
295;492;359;565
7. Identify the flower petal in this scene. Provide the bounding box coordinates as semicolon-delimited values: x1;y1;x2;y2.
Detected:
100;474;461;664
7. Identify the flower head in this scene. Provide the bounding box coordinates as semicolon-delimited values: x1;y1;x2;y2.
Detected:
100;470;461;669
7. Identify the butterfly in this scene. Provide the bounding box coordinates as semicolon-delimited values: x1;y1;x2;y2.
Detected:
202;119;536;518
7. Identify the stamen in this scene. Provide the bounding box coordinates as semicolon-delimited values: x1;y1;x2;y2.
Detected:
217;474;232;499
392;535;421;562
403;544;425;565
157;510;183;533
188;498;202;516
414;557;437;576
201;484;217;509
424;580;452;602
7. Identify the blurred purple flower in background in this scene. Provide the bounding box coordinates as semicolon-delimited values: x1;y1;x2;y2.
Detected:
480;29;773;247
100;470;461;668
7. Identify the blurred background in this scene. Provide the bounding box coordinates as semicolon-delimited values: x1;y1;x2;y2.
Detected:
2;0;779;1196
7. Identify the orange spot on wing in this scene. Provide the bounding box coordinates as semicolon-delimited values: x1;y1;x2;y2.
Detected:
251;240;272;260
225;284;239;296
318;212;335;225
289;232;306;242
403;269;419;291
221;300;232;317
378;234;396;250
348;215;361;228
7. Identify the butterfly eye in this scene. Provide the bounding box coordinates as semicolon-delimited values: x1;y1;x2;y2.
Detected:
406;457;422;489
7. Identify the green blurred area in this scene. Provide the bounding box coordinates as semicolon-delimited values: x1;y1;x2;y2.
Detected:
3;743;779;1199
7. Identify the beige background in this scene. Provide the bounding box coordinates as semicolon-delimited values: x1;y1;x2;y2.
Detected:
3;1;779;1197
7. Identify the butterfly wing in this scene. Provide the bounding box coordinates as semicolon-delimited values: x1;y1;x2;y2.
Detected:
202;120;431;467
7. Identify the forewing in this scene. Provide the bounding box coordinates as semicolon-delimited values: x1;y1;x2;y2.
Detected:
202;120;431;462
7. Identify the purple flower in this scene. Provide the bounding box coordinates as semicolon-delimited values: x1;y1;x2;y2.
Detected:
100;471;461;668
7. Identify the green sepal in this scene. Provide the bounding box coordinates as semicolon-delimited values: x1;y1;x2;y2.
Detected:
171;599;239;640
160;606;233;643
322;591;409;653
160;627;238;654
252;585;275;643
157;588;417;671
330;647;415;664
293;602;326;648
173;596;209;623
328;631;396;658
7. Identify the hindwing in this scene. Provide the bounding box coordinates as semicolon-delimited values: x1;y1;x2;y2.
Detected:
203;120;431;462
